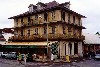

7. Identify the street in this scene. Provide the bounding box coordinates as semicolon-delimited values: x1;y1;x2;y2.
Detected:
0;58;100;67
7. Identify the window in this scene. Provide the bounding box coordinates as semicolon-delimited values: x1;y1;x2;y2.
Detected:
73;29;76;36
15;19;18;26
78;18;81;25
73;16;75;23
21;18;23;22
44;26;47;34
16;18;18;22
28;17;31;25
34;28;38;35
21;18;24;26
28;17;31;22
30;19;33;25
21;30;23;36
51;11;55;20
51;12;53;20
51;26;55;34
62;11;65;21
35;15;38;20
44;12;48;21
63;26;66;34
27;29;30;36
68;26;71;32
68;13;70;22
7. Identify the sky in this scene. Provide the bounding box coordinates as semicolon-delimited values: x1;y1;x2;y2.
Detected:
0;0;100;34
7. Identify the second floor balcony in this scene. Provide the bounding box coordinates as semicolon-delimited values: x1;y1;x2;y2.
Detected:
8;34;85;42
14;20;85;30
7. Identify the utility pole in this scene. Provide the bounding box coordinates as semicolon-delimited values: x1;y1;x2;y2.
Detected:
44;21;51;60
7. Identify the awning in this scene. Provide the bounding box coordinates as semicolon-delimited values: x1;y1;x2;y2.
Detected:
1;41;58;49
1;45;38;48
4;41;58;46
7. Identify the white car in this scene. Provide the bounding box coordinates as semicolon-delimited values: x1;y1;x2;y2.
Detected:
95;50;100;60
1;52;8;58
95;54;100;60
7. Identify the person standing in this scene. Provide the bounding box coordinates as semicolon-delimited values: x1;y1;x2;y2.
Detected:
17;53;22;64
24;54;27;65
32;54;36;61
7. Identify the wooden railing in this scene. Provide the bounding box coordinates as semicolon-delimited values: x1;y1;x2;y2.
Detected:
8;34;85;41
14;20;83;29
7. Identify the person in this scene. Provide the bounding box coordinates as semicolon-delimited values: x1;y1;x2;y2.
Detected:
32;54;36;61
17;53;22;64
91;51;95;59
51;54;54;60
24;54;27;65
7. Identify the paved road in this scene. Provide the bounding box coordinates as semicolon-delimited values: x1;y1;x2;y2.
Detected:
0;58;100;67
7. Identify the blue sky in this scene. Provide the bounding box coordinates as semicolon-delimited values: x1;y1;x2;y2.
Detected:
0;0;100;34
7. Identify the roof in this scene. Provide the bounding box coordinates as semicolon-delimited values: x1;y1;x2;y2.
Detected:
83;33;100;44
9;1;86;19
45;1;59;8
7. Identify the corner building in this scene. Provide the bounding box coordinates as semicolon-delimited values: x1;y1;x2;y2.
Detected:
8;1;86;59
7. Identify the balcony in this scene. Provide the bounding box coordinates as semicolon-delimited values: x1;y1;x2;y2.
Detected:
8;34;85;42
14;22;44;29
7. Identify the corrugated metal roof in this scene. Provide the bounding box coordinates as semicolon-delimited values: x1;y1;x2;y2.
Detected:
83;33;100;44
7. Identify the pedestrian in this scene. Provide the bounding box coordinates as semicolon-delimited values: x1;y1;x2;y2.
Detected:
32;54;36;61
24;54;27;65
51;53;54;61
17;53;22;64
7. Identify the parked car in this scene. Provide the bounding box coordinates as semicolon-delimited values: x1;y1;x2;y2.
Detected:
95;54;100;60
6;52;17;59
0;52;2;57
1;52;8;58
95;50;100;60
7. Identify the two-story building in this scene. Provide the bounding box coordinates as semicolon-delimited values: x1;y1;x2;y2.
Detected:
8;1;86;59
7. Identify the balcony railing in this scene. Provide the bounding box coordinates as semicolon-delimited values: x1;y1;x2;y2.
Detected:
14;20;84;29
8;34;85;42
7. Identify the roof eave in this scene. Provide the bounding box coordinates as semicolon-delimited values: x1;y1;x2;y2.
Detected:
8;6;86;19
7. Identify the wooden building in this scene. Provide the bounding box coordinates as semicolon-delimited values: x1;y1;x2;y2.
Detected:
8;1;86;59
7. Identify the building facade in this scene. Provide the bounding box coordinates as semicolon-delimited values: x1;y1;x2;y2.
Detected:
83;33;100;56
8;1;86;59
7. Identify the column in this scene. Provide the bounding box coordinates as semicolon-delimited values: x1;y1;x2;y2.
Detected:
78;42;83;57
71;42;74;55
65;42;69;55
59;41;65;57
